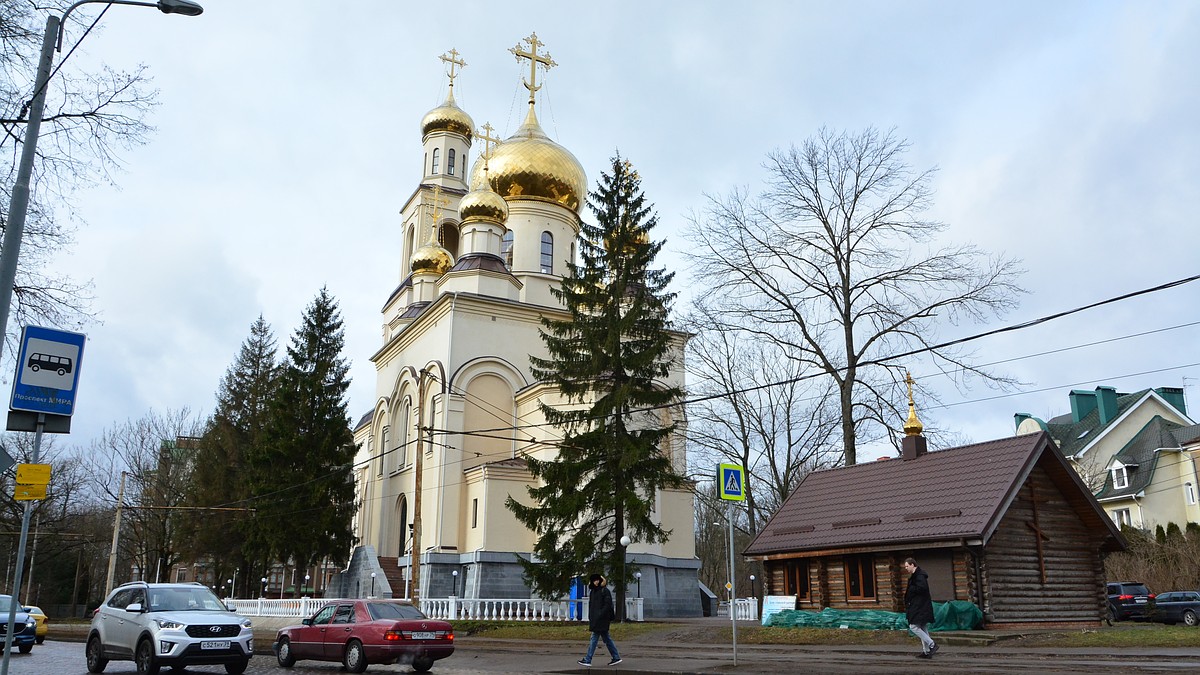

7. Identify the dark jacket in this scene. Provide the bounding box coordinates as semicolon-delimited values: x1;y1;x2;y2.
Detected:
904;566;935;626
588;582;615;633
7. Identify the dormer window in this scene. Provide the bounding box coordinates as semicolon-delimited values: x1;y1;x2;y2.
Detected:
1110;463;1129;490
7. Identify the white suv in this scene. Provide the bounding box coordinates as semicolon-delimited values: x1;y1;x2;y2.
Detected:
86;582;253;674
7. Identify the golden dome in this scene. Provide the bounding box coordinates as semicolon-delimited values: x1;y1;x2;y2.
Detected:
421;90;474;139
902;370;924;437
469;106;586;213
410;242;453;275
459;170;509;224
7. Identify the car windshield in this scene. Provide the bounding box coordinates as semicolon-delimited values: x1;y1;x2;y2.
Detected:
367;602;426;620
0;597;15;613
147;587;228;612
1121;584;1150;595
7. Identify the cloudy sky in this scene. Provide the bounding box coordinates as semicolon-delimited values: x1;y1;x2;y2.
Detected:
26;0;1200;460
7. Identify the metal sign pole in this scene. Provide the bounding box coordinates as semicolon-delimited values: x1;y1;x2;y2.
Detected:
728;501;737;665
1;414;43;675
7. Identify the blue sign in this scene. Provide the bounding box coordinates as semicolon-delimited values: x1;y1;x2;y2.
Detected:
719;463;745;501
10;325;86;416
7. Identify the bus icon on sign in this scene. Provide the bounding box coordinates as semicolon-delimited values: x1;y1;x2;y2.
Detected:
28;353;72;376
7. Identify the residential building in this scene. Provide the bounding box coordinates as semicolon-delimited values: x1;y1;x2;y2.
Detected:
1014;385;1199;530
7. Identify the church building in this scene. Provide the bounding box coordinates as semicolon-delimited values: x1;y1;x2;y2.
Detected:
335;34;698;617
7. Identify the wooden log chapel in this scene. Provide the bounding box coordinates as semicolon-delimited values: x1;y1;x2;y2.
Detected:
744;380;1126;628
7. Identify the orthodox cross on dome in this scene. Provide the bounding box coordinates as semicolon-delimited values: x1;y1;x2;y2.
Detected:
510;32;556;106
476;122;501;164
439;48;466;91
903;370;924;436
423;184;450;244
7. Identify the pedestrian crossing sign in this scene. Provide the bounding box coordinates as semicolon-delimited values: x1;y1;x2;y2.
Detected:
719;463;745;501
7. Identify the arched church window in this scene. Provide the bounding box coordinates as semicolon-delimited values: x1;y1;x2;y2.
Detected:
501;231;514;268
448;149;456;176
379;427;389;476
431;148;440;175
396;399;411;470
540;231;554;274
438;222;460;259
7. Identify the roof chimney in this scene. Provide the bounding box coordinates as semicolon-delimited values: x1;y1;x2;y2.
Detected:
901;371;927;461
1096;386;1118;425
1070;389;1097;423
1155;387;1188;416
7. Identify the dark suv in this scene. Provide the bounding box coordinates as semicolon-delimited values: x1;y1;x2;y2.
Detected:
1106;581;1154;623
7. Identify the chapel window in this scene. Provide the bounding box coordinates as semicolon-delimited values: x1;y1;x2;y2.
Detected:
396;400;410;470
785;560;809;598
448;148;456;176
432;148;440;175
1186;481;1196;505
379;427;389;476
844;554;875;600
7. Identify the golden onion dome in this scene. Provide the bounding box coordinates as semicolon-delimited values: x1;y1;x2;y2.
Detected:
410;242;453;275
421;89;474;139
459;177;509;224
469;106;586;213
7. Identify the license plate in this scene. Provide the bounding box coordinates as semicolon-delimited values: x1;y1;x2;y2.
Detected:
1135;598;1147;604
412;632;435;640
201;640;231;650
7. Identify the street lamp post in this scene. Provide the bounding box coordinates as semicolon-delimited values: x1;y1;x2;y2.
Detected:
451;569;458;597
370;572;377;598
260;577;267;597
0;7;202;674
634;572;641;599
304;574;310;597
619;535;631;622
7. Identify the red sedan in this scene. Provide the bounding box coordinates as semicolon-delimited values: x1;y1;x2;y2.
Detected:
273;599;454;673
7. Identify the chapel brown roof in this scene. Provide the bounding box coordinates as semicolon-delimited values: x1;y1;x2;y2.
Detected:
745;431;1124;557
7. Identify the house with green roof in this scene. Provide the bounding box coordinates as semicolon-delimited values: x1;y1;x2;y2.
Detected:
1015;386;1200;531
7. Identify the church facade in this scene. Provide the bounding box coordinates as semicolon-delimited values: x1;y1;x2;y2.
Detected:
337;35;699;617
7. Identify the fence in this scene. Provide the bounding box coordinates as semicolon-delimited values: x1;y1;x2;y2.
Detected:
227;596;646;622
717;598;759;621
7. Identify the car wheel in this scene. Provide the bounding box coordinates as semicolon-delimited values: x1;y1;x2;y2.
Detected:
343;639;368;674
412;657;434;673
17;643;32;654
1185;610;1199;627
276;637;296;667
30;364;39;372
35;636;44;645
57;367;66;376
86;635;109;673
135;638;161;675
224;659;248;675
1105;606;1115;625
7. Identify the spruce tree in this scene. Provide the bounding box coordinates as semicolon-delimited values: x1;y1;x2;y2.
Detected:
507;155;684;613
183;316;280;593
251;288;357;573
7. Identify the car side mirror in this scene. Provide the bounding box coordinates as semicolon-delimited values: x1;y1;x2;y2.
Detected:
126;603;143;613
302;618;313;626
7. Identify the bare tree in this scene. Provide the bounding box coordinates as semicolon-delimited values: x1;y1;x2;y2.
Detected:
83;408;203;584
684;298;842;533
0;0;160;352
685;127;1025;465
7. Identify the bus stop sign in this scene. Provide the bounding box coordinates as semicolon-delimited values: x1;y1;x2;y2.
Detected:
10;325;86;416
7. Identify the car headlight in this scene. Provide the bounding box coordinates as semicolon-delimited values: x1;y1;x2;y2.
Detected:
241;619;252;629
154;619;185;630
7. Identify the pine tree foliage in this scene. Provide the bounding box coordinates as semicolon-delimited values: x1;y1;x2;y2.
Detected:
249;288;357;570
507;155;685;602
181;316;280;588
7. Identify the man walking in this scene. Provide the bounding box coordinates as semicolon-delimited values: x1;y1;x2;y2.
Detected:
578;573;622;667
903;557;938;659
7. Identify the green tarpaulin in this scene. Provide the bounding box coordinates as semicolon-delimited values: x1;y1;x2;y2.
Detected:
767;601;982;631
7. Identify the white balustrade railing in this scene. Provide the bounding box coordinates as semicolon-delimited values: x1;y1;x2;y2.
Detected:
718;598;760;621
227;596;646;622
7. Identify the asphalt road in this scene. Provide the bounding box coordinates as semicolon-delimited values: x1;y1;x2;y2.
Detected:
8;637;1200;675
